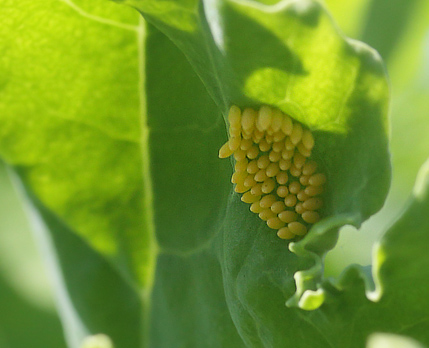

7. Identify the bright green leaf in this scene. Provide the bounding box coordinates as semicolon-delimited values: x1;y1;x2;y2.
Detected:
0;0;154;288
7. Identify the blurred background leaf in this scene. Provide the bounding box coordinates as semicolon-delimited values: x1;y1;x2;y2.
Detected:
0;162;66;348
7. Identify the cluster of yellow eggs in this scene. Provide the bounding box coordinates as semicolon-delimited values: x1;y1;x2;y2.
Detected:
219;105;326;240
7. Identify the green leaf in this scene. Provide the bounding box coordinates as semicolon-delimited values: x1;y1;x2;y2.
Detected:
124;0;390;307
0;268;66;348
0;0;153;288
0;0;148;346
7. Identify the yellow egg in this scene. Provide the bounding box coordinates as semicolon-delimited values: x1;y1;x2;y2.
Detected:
277;227;295;239
288;222;307;236
278;210;298;223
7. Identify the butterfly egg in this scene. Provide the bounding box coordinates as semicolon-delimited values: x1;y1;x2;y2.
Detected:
297;143;311;157
273;131;286;142
261;178;276;194
277;227;295;239
278;210;298;223
302;211;320;224
235;159;248;172
268;150;282;163
279;159;291;171
266;163;280;177
289;164;302;178
299;175;310;186
271;109;283;132
250;201;264;213
288;221;307;236
231;171;247;184
271;201;286;214
243;174;256;188
302;160;317;176
272;140;284;152
257;106;273;131
240;139;253;151
281;115;293;135
241;108;256;133
228;105;242;128
253;129;264;143
276;172;289;185
247;160;259;174
290;123;303;145
257;155;270;169
242;131;252;140
267;217;285;230
234;149;247;161
282;149;294;160
218;141;234;159
295;202;306;215
289;181;301;195
305;185;324;197
219;105;326;242
259;139;272;152
303;197;323;210
284;194;297;207
276;186;289;198
234;183;249;193
293;152;306;169
241;191;261;204
301;129;315;150
254;169;268;182
229;137;241;151
309;173;327;186
251;183;263;196
247;145;259;160
297;190;309;202
260;194;277;208
229;127;241;138
284;137;295;151
259;209;276;221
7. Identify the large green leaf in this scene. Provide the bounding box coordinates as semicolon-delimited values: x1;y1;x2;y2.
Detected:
0;0;149;346
122;0;390;306
0;0;152;289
